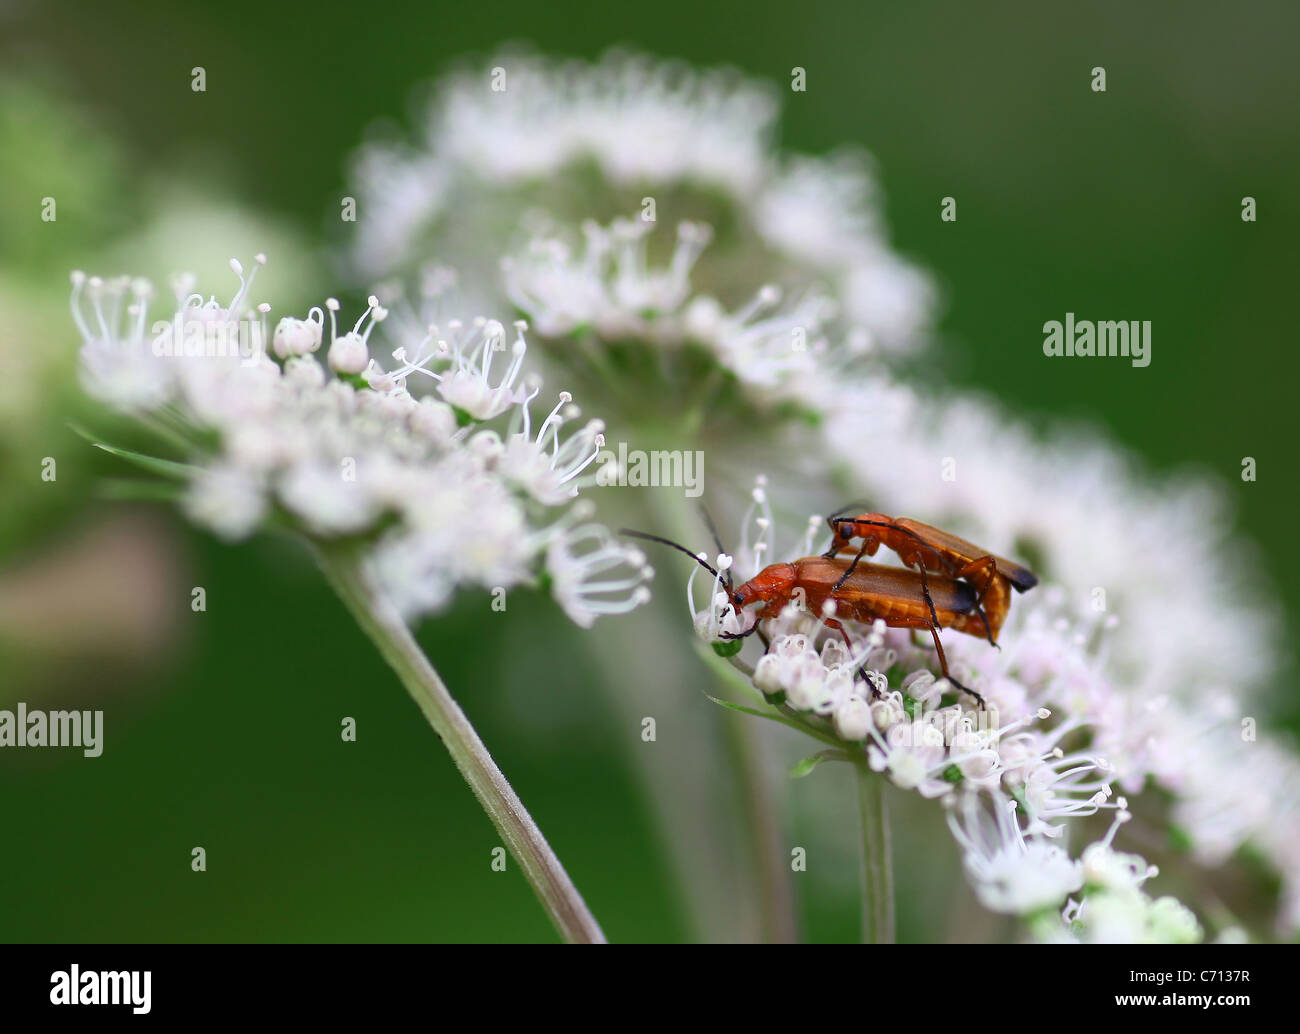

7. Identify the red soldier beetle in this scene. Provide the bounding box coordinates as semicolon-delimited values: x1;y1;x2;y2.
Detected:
621;529;989;705
822;506;1039;646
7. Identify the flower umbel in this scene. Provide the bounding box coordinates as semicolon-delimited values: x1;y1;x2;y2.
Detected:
70;256;651;626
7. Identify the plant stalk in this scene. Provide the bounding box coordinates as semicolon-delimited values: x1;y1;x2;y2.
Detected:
854;759;895;944
317;543;606;944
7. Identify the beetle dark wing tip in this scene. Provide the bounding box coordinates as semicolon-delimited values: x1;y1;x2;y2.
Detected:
1011;570;1039;592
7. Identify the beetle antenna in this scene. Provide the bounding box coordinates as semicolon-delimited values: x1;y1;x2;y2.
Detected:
621;529;722;581
827;500;874;523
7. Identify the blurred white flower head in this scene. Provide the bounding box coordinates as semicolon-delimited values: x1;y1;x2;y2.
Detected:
945;792;1204;943
945;790;1085;915
346;47;933;355
504;216;843;414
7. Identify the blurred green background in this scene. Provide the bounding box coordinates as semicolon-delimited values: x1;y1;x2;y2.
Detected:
1;0;1296;941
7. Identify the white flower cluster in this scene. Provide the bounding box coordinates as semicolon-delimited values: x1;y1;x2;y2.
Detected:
347;48;931;355
823;385;1300;931
1060;820;1203;943
948;793;1201;942
503;216;842;411
1165;703;1300;930
70;256;652;627
684;480;1203;939
946;790;1085;916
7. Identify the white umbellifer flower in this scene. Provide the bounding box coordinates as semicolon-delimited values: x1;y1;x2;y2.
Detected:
754;154;935;347
70;256;651;628
868;716;964;798
1160;703;1300;934
444;50;777;194
1041;811;1203;944
182;463;267;542
278;459;382;537
505;218;712;339
1145;897;1206;943
378;314;529;420
71;272;169;411
346;48;932;356
322;295;387;375
1081;836;1157;896
945;791;1084;915
496;388;606;505
545;508;654;629
349;49;776;279
272;311;324;359
1061;891;1202;945
747;632;869;717
946;793;1204;942
833;694;874;742
504;216;841;413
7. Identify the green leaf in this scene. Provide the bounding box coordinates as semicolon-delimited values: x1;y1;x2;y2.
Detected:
790;750;848;778
91;442;196;479
68;423;196;479
701;693;841;747
703;694;782;722
711;638;744;658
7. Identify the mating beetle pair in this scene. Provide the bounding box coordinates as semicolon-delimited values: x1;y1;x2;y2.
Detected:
626;507;1039;706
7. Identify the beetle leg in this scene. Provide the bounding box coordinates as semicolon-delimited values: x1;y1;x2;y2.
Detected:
831;533;874;591
929;629;984;705
889;614;985;707
927;637;985;706
823;616;882;699
910;560;941;627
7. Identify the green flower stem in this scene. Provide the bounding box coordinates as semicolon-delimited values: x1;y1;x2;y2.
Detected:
854;759;895;944
317;543;606;944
